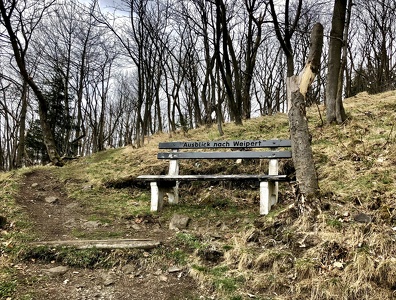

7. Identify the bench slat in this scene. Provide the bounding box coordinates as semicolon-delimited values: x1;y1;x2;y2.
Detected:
157;151;292;160
159;139;291;149
137;174;290;182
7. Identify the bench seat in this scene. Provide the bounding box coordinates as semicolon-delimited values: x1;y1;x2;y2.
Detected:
137;174;289;182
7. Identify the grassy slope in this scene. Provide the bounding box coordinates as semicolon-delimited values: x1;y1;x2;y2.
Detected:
1;91;396;299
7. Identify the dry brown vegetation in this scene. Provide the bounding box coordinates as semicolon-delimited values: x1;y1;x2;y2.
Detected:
1;91;396;300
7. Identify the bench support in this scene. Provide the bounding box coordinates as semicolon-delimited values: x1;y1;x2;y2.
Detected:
260;181;277;215
150;182;164;211
150;155;180;212
150;182;179;212
167;157;179;205
260;159;279;215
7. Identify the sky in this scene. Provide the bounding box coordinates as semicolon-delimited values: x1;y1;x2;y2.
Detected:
97;0;123;8
78;0;129;16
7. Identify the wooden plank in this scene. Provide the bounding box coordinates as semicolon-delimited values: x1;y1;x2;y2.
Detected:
157;150;292;160
159;139;291;149
29;239;161;250
137;174;290;182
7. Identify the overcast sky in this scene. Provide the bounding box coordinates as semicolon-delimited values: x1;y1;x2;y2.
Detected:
78;0;128;15
97;0;122;7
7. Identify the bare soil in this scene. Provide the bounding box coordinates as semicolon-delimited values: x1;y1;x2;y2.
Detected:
13;169;201;300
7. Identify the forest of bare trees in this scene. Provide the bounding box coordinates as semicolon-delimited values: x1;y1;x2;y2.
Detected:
0;0;395;169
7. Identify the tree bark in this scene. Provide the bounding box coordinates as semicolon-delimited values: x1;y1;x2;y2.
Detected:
288;23;323;203
326;0;347;124
15;81;28;168
288;79;319;197
335;0;352;122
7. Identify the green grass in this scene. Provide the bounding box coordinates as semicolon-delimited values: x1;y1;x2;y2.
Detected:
166;249;189;265
326;218;344;230
176;232;203;249
0;280;17;298
191;264;245;296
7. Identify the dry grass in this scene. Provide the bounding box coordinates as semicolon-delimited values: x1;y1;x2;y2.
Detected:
184;91;396;299
1;91;396;299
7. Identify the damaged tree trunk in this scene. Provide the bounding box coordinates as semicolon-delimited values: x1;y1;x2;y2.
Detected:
288;23;323;211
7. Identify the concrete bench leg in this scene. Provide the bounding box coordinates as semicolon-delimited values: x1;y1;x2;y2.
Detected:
260;181;277;215
167;182;179;205
150;182;164;212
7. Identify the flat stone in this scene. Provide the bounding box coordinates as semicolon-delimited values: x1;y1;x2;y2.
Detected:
102;272;116;286
122;264;136;275
354;213;372;223
31;183;39;188
45;196;59;204
83;221;101;228
169;214;190;230
45;266;68;276
66;202;79;209
168;266;182;273
131;224;141;230
64;219;77;228
103;277;116;286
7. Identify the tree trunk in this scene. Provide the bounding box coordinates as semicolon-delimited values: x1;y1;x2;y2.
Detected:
215;0;242;125
326;0;347;124
288;79;319;196
336;0;352;123
0;1;63;166
15;81;28;168
288;23;323;210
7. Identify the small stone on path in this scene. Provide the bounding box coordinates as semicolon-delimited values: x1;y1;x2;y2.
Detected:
168;266;182;273
354;213;372;223
45;266;68;276
131;224;141;230
83;221;101;229
169;214;190;230
102;272;116;286
66;202;79;209
45;196;59;204
121;264;136;275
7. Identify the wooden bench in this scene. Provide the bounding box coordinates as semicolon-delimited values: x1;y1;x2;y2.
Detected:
137;139;292;215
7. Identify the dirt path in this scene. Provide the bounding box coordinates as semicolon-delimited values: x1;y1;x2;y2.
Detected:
13;169;201;300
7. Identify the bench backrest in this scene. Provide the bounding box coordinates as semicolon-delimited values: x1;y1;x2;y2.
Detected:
157;139;292;160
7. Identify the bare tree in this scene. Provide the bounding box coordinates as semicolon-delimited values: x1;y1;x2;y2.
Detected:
269;0;302;111
325;0;348;124
350;0;396;94
214;0;267;124
0;0;63;165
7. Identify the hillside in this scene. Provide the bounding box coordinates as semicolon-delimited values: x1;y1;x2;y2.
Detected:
1;91;395;300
